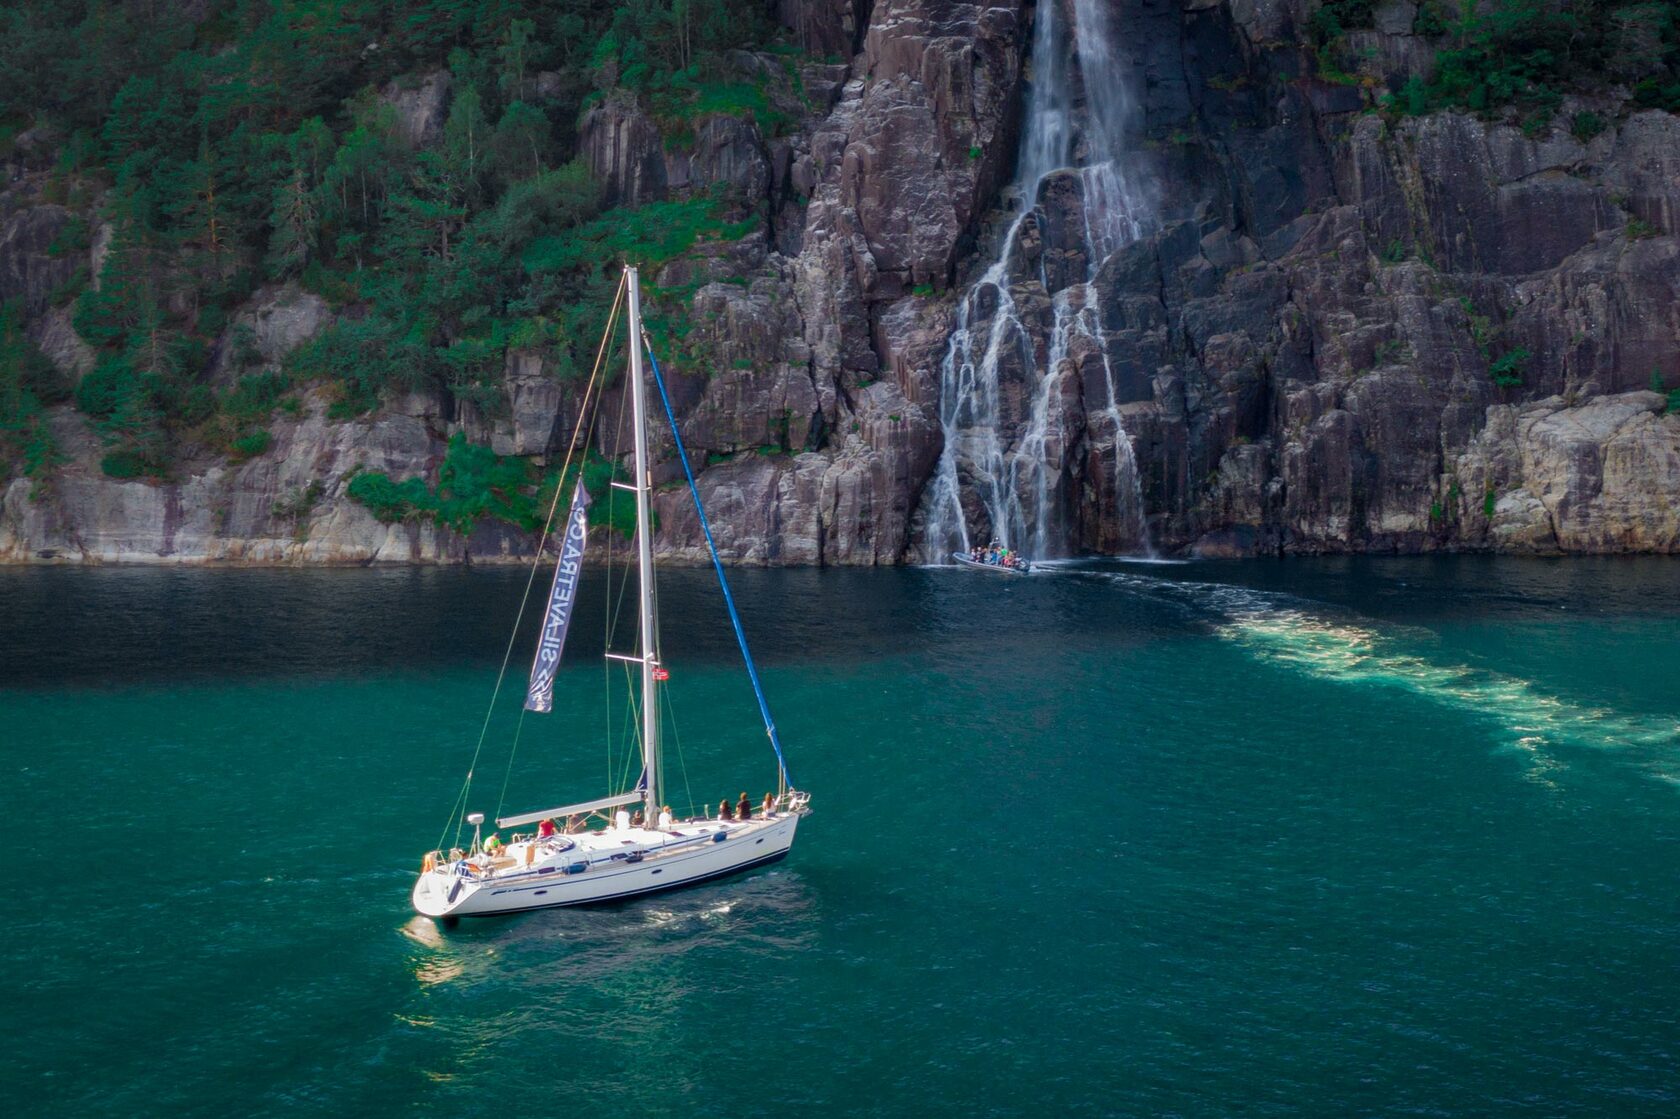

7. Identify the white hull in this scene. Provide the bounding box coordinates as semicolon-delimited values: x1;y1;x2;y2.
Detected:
413;812;801;919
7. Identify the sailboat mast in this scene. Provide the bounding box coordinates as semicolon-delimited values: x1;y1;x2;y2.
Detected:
625;265;661;818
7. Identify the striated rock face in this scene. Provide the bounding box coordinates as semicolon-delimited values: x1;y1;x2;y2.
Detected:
6;0;1680;565
905;0;1680;561
379;71;452;148
632;0;1027;565
207;283;332;386
0;202;84;315
1455;393;1680;553
0;390;464;564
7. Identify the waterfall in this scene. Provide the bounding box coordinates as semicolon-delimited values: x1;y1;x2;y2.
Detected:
922;0;1154;561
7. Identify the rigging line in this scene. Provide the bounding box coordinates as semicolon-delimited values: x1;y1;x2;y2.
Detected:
493;705;530;827
603;440;618;789
617;660;643;793
487;287;626;828
660;684;696;822
603;370;634;786
641;333;794;790
438;272;627;853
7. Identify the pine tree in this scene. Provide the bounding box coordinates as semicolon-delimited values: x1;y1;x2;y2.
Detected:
268;167;318;275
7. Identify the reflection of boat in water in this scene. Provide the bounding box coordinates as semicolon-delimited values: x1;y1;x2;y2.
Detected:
951;552;1031;575
412;265;809;921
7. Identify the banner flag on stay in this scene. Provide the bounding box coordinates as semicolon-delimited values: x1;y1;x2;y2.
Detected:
525;482;592;713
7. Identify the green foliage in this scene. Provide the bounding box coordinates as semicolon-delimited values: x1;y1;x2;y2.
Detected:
348;432;537;533
1;303;69;483
1392;0;1680;117
347;470;435;523
1484;485;1498;519
1571;111;1607;141
523;188;756;276
1309;0;1376;46
229;429;272;459
1382;239;1407;264
3;0;789;482
348;434;640;537
1414;1;1450;39
1627;217;1661;239
99;449;148;479
1459;295;1494;356
1490;347;1531;387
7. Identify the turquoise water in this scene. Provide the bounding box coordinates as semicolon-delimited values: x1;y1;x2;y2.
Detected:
4;558;1679;1116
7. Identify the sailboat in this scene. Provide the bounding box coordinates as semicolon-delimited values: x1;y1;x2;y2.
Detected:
412;265;810;920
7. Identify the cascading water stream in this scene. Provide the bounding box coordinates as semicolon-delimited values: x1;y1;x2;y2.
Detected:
923;0;1154;561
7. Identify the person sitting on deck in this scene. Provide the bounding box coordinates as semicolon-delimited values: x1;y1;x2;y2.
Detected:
631;809;645;828
537;818;557;838
762;792;775;817
737;792;752;820
565;814;584;834
485;833;504;855
719;798;734;821
658;805;673;828
614;808;631;830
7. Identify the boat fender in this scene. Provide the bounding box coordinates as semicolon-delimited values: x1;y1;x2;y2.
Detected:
565;862;588;874
446;880;463;903
713;832;727;843
625;851;644;863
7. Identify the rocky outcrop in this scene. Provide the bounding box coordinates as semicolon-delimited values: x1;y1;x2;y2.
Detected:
6;0;1679;565
623;0;1027;564
1455;392;1680;553
0;202;84;314
207;282;332;385
949;0;1680;559
379;71;452;148
0;390;465;564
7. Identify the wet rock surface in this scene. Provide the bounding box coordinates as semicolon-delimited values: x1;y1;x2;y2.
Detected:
5;0;1679;564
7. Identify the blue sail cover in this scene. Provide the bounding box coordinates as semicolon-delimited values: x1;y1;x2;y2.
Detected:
524;482;592;713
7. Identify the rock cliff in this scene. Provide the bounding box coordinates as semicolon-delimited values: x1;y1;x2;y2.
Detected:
3;0;1677;564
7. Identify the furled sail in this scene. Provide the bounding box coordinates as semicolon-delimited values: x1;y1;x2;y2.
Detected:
524;482;592;713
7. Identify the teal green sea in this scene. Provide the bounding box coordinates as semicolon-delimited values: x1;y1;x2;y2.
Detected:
4;558;1679;1116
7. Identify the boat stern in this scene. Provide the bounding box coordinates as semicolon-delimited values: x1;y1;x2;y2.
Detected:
412;865;475;918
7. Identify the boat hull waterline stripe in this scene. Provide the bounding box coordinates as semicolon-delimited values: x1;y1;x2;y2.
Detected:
524;482;592;713
643;342;793;789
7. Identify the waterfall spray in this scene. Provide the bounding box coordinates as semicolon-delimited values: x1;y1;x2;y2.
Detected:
923;0;1154;561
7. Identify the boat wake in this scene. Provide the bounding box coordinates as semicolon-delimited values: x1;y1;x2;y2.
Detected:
1089;570;1680;783
1219;609;1680;755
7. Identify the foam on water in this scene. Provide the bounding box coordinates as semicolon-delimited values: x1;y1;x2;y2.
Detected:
1219;609;1680;755
1091;569;1680;781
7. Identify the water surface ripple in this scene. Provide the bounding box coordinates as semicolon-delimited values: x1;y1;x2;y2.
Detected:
3;557;1678;1116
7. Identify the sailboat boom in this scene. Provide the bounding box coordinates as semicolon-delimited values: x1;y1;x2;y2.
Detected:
497;790;642;829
